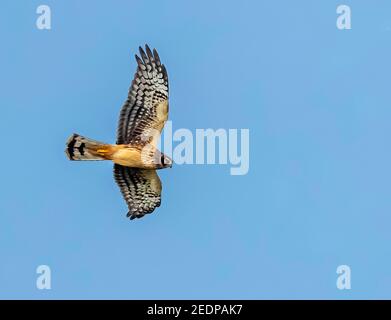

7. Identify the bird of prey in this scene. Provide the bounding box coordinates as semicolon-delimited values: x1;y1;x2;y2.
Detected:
65;45;172;220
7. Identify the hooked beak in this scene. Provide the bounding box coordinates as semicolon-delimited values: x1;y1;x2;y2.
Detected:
167;157;173;168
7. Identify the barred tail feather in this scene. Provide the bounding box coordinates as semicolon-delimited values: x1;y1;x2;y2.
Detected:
65;133;110;161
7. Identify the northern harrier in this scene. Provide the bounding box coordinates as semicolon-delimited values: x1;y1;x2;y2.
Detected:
65;45;172;220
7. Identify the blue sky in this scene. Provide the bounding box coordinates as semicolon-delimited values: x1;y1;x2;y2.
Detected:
1;0;391;299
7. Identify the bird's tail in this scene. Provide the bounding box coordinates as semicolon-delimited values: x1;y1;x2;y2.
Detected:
65;133;112;161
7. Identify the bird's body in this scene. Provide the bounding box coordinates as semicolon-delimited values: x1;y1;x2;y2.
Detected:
66;135;170;169
65;45;171;220
109;145;148;168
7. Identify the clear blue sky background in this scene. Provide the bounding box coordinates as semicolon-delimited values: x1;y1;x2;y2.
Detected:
0;0;390;299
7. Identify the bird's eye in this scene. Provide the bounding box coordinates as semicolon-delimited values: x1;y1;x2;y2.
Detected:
161;154;165;165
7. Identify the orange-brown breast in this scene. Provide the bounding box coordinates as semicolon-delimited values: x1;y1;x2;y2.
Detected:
110;145;158;169
95;144;158;169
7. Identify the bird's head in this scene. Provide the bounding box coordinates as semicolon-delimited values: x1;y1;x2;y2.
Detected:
158;153;173;169
150;149;172;169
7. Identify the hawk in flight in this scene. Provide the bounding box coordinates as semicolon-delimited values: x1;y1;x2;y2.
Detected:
65;45;172;220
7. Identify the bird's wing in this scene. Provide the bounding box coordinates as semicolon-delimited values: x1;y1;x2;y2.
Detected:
113;164;162;219
117;45;169;148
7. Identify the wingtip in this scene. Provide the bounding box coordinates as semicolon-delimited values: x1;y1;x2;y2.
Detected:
145;44;153;59
153;48;161;64
135;54;143;65
127;211;144;220
139;46;147;60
